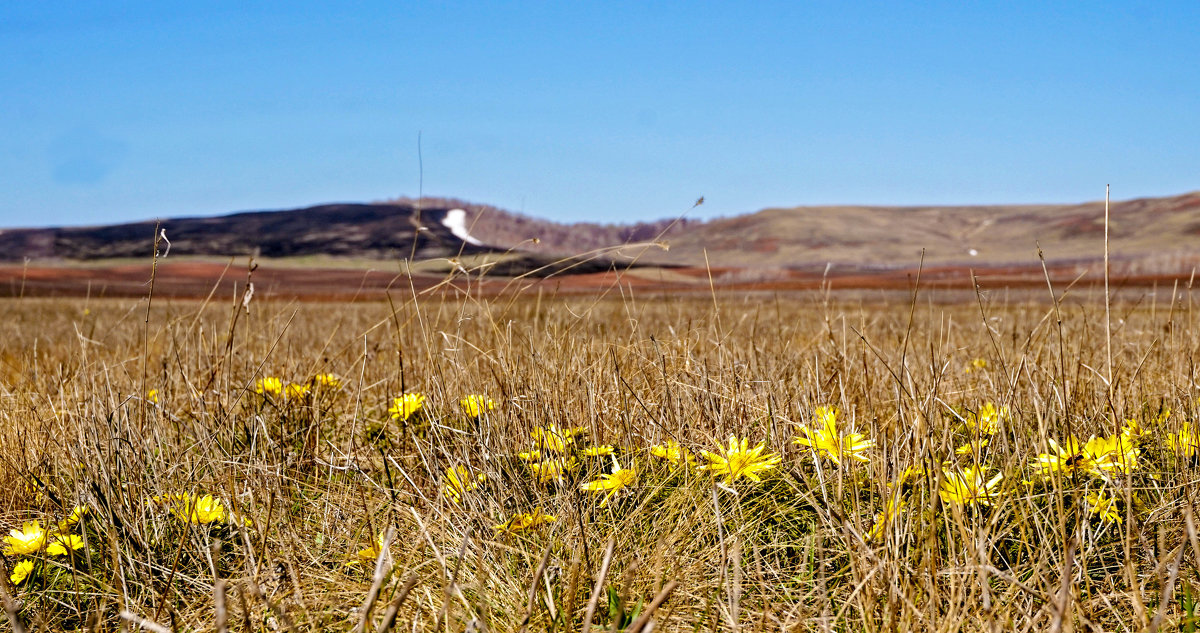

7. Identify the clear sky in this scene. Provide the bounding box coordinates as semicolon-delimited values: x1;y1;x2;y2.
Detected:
2;2;1198;227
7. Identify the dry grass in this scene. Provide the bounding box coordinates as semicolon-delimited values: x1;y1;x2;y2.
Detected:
1;277;1200;631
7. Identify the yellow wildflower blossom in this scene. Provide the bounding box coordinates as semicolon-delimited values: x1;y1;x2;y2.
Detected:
444;465;485;503
650;440;693;465
531;425;583;453
1086;490;1122;524
955;437;990;455
868;494;905;542
1084;434;1139;476
581;458;637;507
312;373;341;389
66;504;88;525
1121;418;1147;444
169;494;226;524
4;522;47;556
347;531;389;568
701;436;782;485
517;450;542;462
46;534;84;556
529;458;571;484
285;383;310;399
493;507;556;534
1034;437;1091;477
255;377;283;396
939;467;1002;507
582;445;615;457
793;406;873;465
146;389;159;404
388;393;426;421
965;358;988;373
9;560;33;585
968;402;1006;435
460;395;495;417
1168;422;1200;458
893;463;927;488
59;504;89;533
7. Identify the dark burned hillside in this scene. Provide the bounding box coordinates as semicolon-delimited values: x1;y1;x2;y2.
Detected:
0;203;484;260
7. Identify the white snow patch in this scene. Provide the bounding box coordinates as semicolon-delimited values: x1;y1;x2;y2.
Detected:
968;248;979;257
442;209;483;246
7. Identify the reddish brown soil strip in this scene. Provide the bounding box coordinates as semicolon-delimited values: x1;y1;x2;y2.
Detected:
0;261;1189;301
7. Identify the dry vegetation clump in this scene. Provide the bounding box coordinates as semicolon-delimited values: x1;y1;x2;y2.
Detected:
2;284;1200;631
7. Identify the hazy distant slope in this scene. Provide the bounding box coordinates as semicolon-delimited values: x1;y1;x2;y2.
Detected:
4;192;1199;277
463;191;1200;271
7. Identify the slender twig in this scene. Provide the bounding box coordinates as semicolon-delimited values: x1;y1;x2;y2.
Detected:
354;526;397;633
119;610;171;633
580;537;617;633
0;560;28;633
375;574;421;633
214;580;229;633
626;580;679;633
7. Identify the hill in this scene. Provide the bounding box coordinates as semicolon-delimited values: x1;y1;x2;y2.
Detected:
2;192;1199;299
0;203;493;260
461;191;1200;275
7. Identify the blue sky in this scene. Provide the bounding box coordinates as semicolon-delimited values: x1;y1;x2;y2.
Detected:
2;2;1198;227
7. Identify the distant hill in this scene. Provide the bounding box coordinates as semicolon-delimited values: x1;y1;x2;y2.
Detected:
0;201;629;276
0;203;490;260
4;192;1200;280
461;191;1200;274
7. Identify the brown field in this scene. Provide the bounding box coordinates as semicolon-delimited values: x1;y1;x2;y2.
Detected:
2;275;1200;631
0;256;1195;301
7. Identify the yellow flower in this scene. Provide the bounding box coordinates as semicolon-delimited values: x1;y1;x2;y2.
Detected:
1084;434;1139;476
867;494;905;542
493;507;556;534
146;389;159;403
1086;490;1122;524
517;450;542;462
650;440;693;465
531;425;583;453
347;531;389;568
581;458;637;507
66;504;89;525
965;358;988;373
892;464;927;489
388;393;426;421
968;402;1006;435
955;438;990;455
59;504;90;533
444;465;485;503
4;522;47;556
529;458;572;484
46;534;84;556
939;467;1002;507
312;373;341;389
793;407;873;465
9;560;33;585
814;405;838;427
460;395;496;417
1034;437;1091;477
169;494;226;524
582;445;615;457
255;377;283;396
1121;418;1146;444
701;436;783;485
285;383;310;399
1168;422;1200;458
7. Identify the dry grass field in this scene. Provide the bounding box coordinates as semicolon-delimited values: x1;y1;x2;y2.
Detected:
2;277;1199;631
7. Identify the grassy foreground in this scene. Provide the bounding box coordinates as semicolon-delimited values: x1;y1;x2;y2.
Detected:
1;286;1199;631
